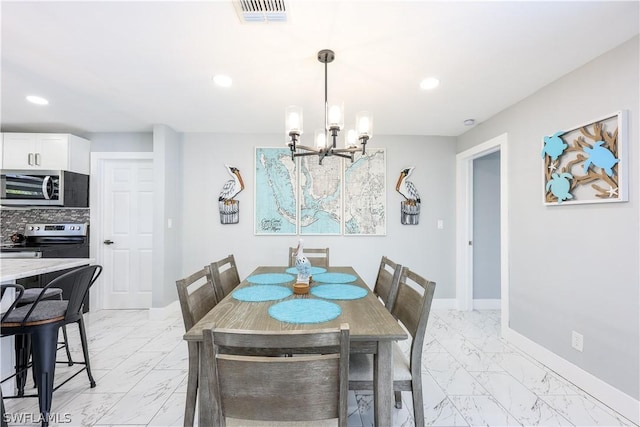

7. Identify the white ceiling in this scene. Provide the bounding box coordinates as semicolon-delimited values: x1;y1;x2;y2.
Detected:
1;1;638;138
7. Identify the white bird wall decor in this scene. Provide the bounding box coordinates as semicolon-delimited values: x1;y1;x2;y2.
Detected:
218;165;244;224
396;166;421;225
219;165;245;204
396;166;420;204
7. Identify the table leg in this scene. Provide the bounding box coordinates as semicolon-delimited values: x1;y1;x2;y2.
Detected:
374;341;393;427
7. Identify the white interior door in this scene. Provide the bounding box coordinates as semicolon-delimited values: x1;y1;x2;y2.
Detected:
101;158;154;309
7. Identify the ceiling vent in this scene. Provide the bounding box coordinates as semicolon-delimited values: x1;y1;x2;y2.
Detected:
233;0;289;23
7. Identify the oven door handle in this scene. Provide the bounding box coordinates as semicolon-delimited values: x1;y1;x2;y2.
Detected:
42;176;53;200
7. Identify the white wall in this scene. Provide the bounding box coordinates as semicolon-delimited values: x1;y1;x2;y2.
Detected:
152;125;183;307
180;133;457;298
88;132;153;152
458;36;639;402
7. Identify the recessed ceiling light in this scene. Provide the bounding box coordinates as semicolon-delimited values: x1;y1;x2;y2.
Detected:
26;95;49;105
213;75;232;88
463;119;475;126
419;77;440;90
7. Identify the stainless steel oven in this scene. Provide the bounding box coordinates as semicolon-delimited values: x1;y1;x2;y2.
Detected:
0;170;89;207
1;223;91;311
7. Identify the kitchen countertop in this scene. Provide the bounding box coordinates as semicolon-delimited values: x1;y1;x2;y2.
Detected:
0;258;95;282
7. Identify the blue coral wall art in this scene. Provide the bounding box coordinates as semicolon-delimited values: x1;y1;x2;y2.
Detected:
542;111;628;205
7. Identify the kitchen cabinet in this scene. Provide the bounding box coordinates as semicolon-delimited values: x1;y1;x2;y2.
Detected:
1;133;90;174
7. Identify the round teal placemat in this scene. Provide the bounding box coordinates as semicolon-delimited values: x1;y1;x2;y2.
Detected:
268;299;341;324
232;285;293;302
311;284;367;300
312;272;357;284
285;266;327;275
246;273;295;285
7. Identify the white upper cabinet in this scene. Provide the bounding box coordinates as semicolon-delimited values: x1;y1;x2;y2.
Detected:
1;133;91;174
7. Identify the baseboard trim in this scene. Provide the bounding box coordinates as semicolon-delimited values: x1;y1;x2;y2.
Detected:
431;298;458;309
473;298;501;310
506;327;639;424
148;299;180;320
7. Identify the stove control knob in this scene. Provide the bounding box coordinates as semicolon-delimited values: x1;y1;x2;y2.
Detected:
29;226;34;231
69;226;76;230
35;226;40;230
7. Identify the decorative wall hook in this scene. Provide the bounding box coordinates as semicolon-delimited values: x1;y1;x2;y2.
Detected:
396;166;421;225
219;165;244;224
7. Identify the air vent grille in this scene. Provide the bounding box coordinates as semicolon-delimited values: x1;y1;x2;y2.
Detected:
234;0;288;23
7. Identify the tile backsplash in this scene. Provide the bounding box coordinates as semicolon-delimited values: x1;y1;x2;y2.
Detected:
0;208;90;243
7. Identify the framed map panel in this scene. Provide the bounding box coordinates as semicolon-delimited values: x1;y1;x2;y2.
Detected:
254;147;298;235
343;148;386;235
298;156;342;235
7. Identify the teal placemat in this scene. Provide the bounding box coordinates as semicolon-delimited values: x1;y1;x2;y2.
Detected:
310;284;367;300
312;272;357;284
268;299;341;324
285;266;327;275
246;273;295;285
232;285;293;302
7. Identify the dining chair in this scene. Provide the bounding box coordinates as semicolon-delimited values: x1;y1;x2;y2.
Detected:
14;286;74;395
348;267;436;427
175;266;219;427
1;265;102;427
203;323;350;427
373;256;403;311
208;254;241;301
287;247;330;268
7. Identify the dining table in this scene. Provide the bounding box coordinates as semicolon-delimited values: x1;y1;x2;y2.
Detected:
183;265;408;427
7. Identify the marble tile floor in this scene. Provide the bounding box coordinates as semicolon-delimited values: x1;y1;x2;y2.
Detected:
2;308;635;427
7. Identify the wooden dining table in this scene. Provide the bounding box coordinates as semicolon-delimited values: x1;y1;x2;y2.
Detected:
183;265;407;427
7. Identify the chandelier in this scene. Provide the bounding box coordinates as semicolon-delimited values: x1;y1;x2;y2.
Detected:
285;49;373;164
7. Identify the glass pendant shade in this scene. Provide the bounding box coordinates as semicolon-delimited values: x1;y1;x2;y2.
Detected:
315;130;327;150
345;129;358;148
356;111;373;139
286;106;303;134
327;102;344;130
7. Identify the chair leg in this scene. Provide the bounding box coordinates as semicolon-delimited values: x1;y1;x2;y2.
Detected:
58;294;73;366
411;383;425;427
77;317;95;387
184;342;199;427
14;334;31;396
394;390;402;409
60;326;73;366
31;324;59;427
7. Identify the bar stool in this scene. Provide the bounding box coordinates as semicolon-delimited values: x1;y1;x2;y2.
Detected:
14;287;74;396
1;265;102;427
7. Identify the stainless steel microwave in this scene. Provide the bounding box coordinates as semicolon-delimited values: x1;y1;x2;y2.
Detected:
0;170;89;207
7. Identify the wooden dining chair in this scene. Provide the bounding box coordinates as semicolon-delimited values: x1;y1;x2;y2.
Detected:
208;254;241;301
373;256;403;311
288;247;330;268
348;267;436;427
203;323;350;427
175;266;219;427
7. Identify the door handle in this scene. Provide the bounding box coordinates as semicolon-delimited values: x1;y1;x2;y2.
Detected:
35;153;41;166
103;240;114;245
28;153;34;165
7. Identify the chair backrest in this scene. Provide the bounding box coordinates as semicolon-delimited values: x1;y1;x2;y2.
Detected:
62;265;102;320
0;284;25;323
373;256;403;310
391;268;436;366
208;254;241;301
176;266;218;332
203;324;349;427
288;247;330;268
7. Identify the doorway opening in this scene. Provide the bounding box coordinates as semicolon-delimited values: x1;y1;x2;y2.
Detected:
455;133;509;336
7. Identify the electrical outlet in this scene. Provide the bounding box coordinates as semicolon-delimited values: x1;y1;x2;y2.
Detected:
571;331;584;352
